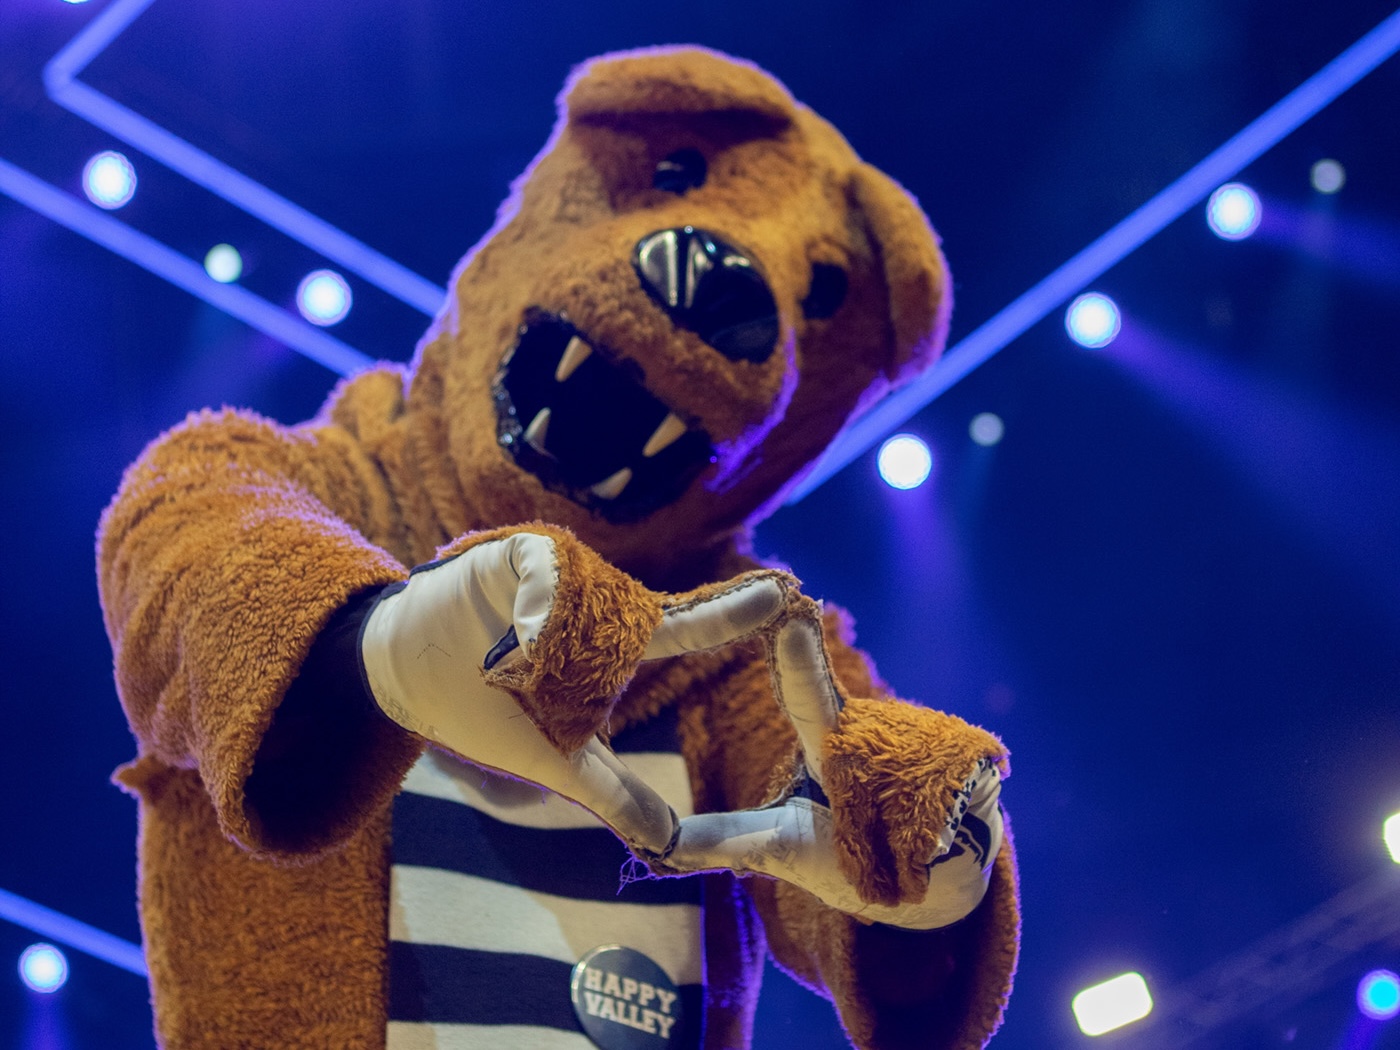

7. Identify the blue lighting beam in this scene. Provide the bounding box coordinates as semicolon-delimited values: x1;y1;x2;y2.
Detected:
788;6;1400;502
43;0;445;317
0;887;147;978
0;159;373;377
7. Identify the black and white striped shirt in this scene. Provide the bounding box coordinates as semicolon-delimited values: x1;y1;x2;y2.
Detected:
386;710;702;1049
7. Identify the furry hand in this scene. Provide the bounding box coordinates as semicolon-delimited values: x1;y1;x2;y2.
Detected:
360;526;791;858
660;596;1007;929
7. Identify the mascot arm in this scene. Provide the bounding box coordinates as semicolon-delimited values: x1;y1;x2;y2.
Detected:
98;407;420;857
357;527;794;859
675;600;1018;1050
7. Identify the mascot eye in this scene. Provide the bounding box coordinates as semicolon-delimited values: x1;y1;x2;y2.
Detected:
653;149;707;194
801;263;848;319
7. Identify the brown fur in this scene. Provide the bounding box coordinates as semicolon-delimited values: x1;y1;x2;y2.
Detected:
97;46;1017;1050
823;699;1009;907
436;523;667;753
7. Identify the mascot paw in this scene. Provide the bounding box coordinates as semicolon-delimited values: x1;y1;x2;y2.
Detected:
659;595;1008;929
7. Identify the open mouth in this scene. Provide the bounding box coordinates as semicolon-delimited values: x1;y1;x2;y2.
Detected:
493;309;716;523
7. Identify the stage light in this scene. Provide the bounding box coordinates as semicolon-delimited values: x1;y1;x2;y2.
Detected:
1310;158;1346;193
1072;972;1153;1036
877;434;933;490
81;150;136;210
62;0;93;4
1207;183;1261;240
18;944;68;993
203;244;243;284
1384;812;1400;863
297;270;352;326
1065;293;1121;348
1358;970;1400;1020
969;412;1005;447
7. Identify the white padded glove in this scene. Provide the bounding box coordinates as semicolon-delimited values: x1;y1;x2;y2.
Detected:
661;607;1005;930
360;530;788;859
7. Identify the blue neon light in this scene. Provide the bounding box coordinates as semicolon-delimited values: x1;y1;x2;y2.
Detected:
1065;292;1122;348
43;0;445;318
1207;183;1262;240
788;6;1400;502
0;159;372;377
0;887;147;978
82;149;137;209
19;943;69;993
297;269;353;326
1359;970;1400;1020
204;243;243;284
1311;158;1346;193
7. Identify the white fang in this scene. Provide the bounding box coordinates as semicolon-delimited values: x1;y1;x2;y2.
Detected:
524;408;551;451
642;413;688;458
555;337;592;382
590;467;633;500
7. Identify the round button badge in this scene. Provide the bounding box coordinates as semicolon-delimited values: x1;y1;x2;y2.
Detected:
570;945;687;1050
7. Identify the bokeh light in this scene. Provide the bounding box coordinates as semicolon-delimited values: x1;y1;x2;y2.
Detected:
969;412;1005;447
1207;183;1261;240
296;269;352;326
82;151;136;210
1310;158;1346;194
1072;972;1153;1036
1065;293;1121;348
1358;970;1400;1020
204;244;243;284
1384;812;1400;864
877;434;933;490
18;944;68;993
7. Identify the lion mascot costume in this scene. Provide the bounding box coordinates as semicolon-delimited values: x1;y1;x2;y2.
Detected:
98;46;1019;1050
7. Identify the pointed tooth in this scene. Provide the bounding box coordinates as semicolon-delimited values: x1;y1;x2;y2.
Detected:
589;467;633;500
554;336;592;382
642;412;688;458
524;407;551;451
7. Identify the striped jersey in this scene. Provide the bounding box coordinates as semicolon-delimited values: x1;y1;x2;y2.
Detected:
386;709;702;1050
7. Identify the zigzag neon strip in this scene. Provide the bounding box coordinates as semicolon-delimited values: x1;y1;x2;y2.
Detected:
44;0;446;317
0;158;373;377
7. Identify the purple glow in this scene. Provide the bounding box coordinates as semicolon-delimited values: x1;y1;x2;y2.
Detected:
1104;326;1400;623
1252;198;1400;294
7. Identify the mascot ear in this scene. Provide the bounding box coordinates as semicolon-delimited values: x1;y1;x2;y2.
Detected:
847;163;953;384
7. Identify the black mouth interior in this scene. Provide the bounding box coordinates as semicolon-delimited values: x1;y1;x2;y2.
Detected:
493;309;716;522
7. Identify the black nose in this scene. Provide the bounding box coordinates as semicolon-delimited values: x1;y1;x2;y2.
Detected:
634;227;779;363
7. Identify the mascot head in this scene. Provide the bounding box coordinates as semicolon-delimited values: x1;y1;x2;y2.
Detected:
406;47;950;581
